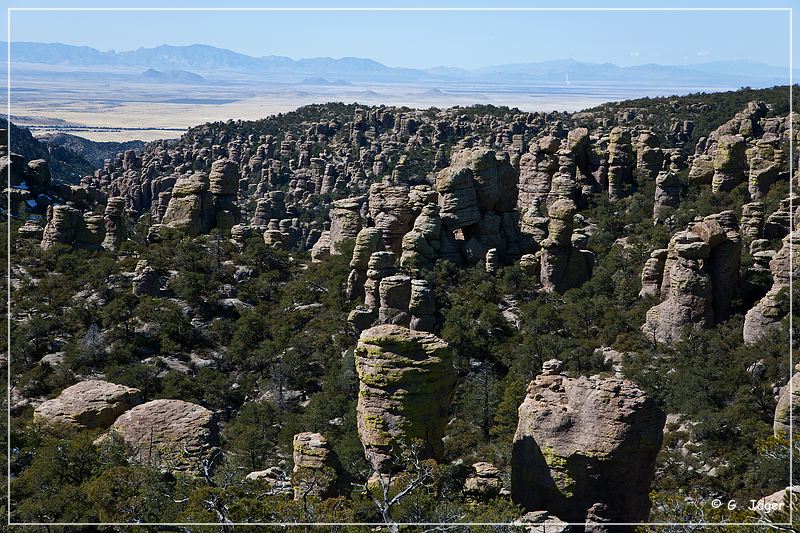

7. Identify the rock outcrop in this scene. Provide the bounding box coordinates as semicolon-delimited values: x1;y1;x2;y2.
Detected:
512;361;665;530
34;380;141;429
354;325;456;474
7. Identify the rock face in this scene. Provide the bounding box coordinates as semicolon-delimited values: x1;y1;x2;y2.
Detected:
744;230;800;344
606;127;634;201
512;365;665;529
132;259;160;296
110;399;218;474
774;369;800;439
436;147;522;266
34;380;141;429
292;432;341;500
354;325;456;473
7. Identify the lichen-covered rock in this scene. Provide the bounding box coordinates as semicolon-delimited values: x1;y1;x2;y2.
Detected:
378;275;411;326
711;135;746;194
355;325;456;473
511;371;665;529
292;432;341;500
34;380;141;429
110;399;218;475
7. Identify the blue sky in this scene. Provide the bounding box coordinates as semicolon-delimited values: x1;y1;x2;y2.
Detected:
1;0;795;70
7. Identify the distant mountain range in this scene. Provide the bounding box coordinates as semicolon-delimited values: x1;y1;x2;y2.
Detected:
2;41;796;87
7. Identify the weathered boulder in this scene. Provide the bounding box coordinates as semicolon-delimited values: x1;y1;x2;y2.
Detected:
437;166;480;230
34;380;141;429
41;204;82;249
539;199;593;293
132;259;160;296
354;325;456;473
607;127;633;201
511;368;665;529
653;171;679;221
368;181;414;254
161;172;215;236
110;399;218;474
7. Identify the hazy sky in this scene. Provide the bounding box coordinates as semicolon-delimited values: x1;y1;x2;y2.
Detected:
2;0;795;70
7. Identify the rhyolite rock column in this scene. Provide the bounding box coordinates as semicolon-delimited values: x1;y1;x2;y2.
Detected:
292;432;341;500
512;360;665;531
354;324;456;474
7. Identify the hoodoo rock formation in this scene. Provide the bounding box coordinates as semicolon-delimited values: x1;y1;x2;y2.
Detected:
511;360;665;530
292;432;341;500
354;324;456;474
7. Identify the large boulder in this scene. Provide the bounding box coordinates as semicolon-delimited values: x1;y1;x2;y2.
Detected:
354;325;456;473
34;380;141;429
512;363;665;530
110;399;218;475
